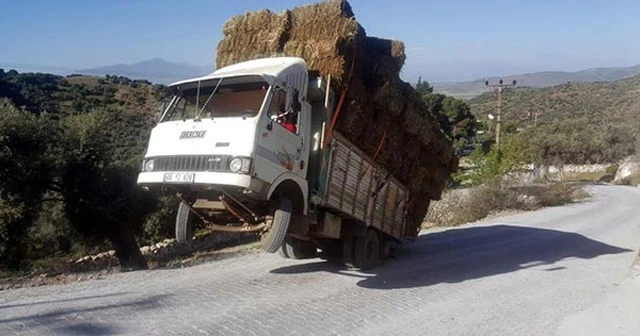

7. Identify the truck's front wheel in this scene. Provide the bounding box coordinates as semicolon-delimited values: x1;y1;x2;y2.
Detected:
175;201;194;244
261;198;292;253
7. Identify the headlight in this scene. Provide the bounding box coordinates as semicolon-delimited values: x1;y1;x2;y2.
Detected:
229;157;252;174
144;159;155;172
229;158;243;173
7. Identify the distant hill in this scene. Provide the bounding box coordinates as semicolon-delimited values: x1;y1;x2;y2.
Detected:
468;74;640;164
78;58;212;85
469;74;640;126
434;64;640;99
0;70;163;117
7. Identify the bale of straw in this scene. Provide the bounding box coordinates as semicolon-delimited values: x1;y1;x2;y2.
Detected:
216;9;291;68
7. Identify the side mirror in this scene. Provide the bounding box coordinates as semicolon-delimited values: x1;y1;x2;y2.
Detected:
267;120;273;131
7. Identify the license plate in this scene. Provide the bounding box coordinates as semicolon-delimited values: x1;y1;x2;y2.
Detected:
163;172;195;183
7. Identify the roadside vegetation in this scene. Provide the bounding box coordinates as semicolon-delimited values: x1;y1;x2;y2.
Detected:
426;76;640;228
425;181;589;228
0;70;173;273
415;79;477;154
426;135;591;227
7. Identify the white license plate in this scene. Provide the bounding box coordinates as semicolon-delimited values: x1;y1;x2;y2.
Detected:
163;172;195;183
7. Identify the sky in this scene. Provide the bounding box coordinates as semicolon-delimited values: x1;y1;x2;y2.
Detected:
1;0;639;83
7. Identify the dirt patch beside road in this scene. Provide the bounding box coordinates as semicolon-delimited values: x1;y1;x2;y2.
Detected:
0;234;260;290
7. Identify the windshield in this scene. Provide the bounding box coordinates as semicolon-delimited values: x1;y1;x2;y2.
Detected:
161;79;268;122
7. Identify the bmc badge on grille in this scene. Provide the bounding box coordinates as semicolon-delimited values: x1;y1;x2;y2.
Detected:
179;130;206;139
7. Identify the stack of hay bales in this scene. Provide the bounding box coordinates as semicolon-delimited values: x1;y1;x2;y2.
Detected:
216;0;458;237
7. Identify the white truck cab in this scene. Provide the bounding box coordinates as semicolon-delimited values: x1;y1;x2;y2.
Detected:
138;57;410;269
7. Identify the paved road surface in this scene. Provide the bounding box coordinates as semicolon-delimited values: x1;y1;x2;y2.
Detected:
1;185;640;335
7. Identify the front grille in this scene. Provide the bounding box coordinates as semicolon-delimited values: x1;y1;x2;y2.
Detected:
152;155;231;172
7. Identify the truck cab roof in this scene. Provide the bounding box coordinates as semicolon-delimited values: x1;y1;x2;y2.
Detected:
169;57;308;89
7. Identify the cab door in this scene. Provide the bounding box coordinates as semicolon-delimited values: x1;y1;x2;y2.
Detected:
254;86;307;184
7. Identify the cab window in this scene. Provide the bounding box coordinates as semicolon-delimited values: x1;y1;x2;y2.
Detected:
268;87;299;134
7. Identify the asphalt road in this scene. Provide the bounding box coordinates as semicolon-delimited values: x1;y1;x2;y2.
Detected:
1;185;640;336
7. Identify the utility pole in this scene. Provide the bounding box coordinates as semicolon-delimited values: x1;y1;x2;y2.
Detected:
485;79;517;148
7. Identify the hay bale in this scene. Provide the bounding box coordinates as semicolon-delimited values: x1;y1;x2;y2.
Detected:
215;0;458;238
365;37;406;72
282;39;350;79
216;9;291;69
286;0;362;43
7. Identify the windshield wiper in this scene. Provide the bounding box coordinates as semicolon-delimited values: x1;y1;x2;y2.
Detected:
197;78;224;119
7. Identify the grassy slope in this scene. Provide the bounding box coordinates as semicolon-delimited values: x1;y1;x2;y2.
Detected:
63;75;161;117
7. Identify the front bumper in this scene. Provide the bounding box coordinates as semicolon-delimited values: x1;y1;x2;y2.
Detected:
137;171;252;189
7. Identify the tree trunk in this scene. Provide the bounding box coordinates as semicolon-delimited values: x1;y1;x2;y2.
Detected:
1;219;28;270
0;207;36;270
106;223;148;271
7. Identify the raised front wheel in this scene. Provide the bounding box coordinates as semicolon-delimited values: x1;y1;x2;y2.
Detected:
175;201;194;244
261;198;292;253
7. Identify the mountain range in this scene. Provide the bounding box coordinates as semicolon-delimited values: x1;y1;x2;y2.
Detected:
433;64;640;99
78;58;212;85
76;58;640;98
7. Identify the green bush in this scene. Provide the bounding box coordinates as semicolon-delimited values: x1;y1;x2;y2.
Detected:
462;136;533;186
140;195;180;245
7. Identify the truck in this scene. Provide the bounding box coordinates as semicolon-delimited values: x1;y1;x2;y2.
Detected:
138;57;412;270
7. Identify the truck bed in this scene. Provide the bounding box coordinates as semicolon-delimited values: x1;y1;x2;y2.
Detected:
317;132;409;240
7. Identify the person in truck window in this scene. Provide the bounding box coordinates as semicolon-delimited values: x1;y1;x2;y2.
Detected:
279;111;297;133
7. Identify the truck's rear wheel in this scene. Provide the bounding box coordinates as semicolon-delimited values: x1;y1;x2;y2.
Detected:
277;246;289;258
353;230;380;270
278;238;316;259
261;198;292;253
175;201;194;244
318;241;342;263
342;234;357;268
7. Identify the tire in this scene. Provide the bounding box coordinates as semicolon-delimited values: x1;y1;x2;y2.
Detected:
278;245;290;259
354;229;380;270
342;234;357;268
318;241;342;263
261;198;292;253
175;201;194;244
282;238;317;259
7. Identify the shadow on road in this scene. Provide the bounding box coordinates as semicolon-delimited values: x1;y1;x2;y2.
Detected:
56;323;119;336
0;292;130;310
0;293;172;335
270;224;631;290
